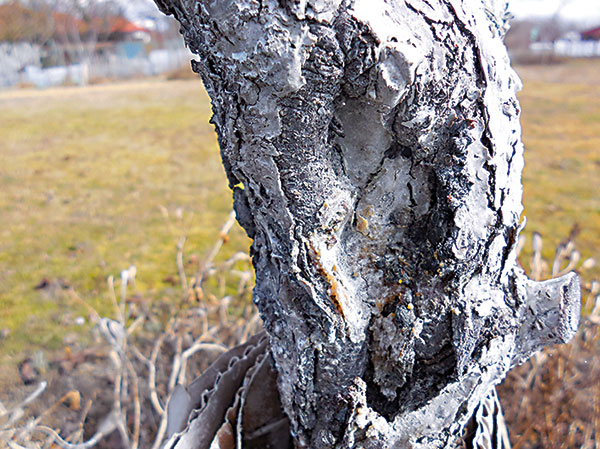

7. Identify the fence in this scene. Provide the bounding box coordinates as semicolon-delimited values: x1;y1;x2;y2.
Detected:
0;41;197;89
529;39;600;59
553;39;600;58
0;42;41;88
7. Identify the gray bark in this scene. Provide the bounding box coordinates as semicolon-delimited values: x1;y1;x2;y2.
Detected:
153;1;581;447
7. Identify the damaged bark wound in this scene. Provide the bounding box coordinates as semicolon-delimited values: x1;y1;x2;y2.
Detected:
153;1;581;447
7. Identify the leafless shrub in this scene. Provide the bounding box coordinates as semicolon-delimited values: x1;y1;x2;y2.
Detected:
499;227;599;449
0;210;259;449
1;219;598;448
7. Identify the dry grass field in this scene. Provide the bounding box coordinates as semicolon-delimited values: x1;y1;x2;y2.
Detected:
516;60;600;283
0;80;251;366
0;59;598;447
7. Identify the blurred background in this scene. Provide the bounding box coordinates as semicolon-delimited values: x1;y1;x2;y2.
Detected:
0;0;193;88
0;0;598;448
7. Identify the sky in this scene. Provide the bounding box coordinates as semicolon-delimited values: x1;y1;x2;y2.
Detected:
2;0;599;27
121;0;600;27
508;0;600;26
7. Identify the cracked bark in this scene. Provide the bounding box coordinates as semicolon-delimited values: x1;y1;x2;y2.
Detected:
153;1;581;447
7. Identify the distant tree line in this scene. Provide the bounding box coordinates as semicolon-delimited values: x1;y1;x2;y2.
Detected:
0;0;124;44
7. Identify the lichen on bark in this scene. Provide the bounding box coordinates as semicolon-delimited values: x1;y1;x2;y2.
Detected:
153;1;581;447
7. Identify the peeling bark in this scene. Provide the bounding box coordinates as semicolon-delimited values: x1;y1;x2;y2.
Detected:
153;1;581;447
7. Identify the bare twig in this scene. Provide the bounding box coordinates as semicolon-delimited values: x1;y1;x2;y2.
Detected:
126;316;145;337
107;275;124;325
33;413;117;449
176;236;188;291
108;350;130;448
120;268;133;325
149;405;169;449
167;335;184;394
148;334;167;416
531;232;543;281
194;211;237;286
124;358;141;449
176;341;227;386
69;399;93;446
241;313;262;343
1;382;47;429
67;290;101;324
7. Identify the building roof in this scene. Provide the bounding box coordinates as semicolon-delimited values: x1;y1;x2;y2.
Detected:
106;16;149;34
52;12;150;39
581;26;600;40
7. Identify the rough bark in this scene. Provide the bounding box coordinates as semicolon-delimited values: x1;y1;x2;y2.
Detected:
153;1;581;447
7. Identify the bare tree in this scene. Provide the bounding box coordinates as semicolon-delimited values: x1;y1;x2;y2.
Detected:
153;1;581;448
0;1;55;44
50;0;124;83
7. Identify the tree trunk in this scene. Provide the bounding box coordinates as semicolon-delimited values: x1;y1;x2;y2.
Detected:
153;1;581;447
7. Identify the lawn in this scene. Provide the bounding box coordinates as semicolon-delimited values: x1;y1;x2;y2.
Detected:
0;80;251;374
0;59;598;382
516;60;600;281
